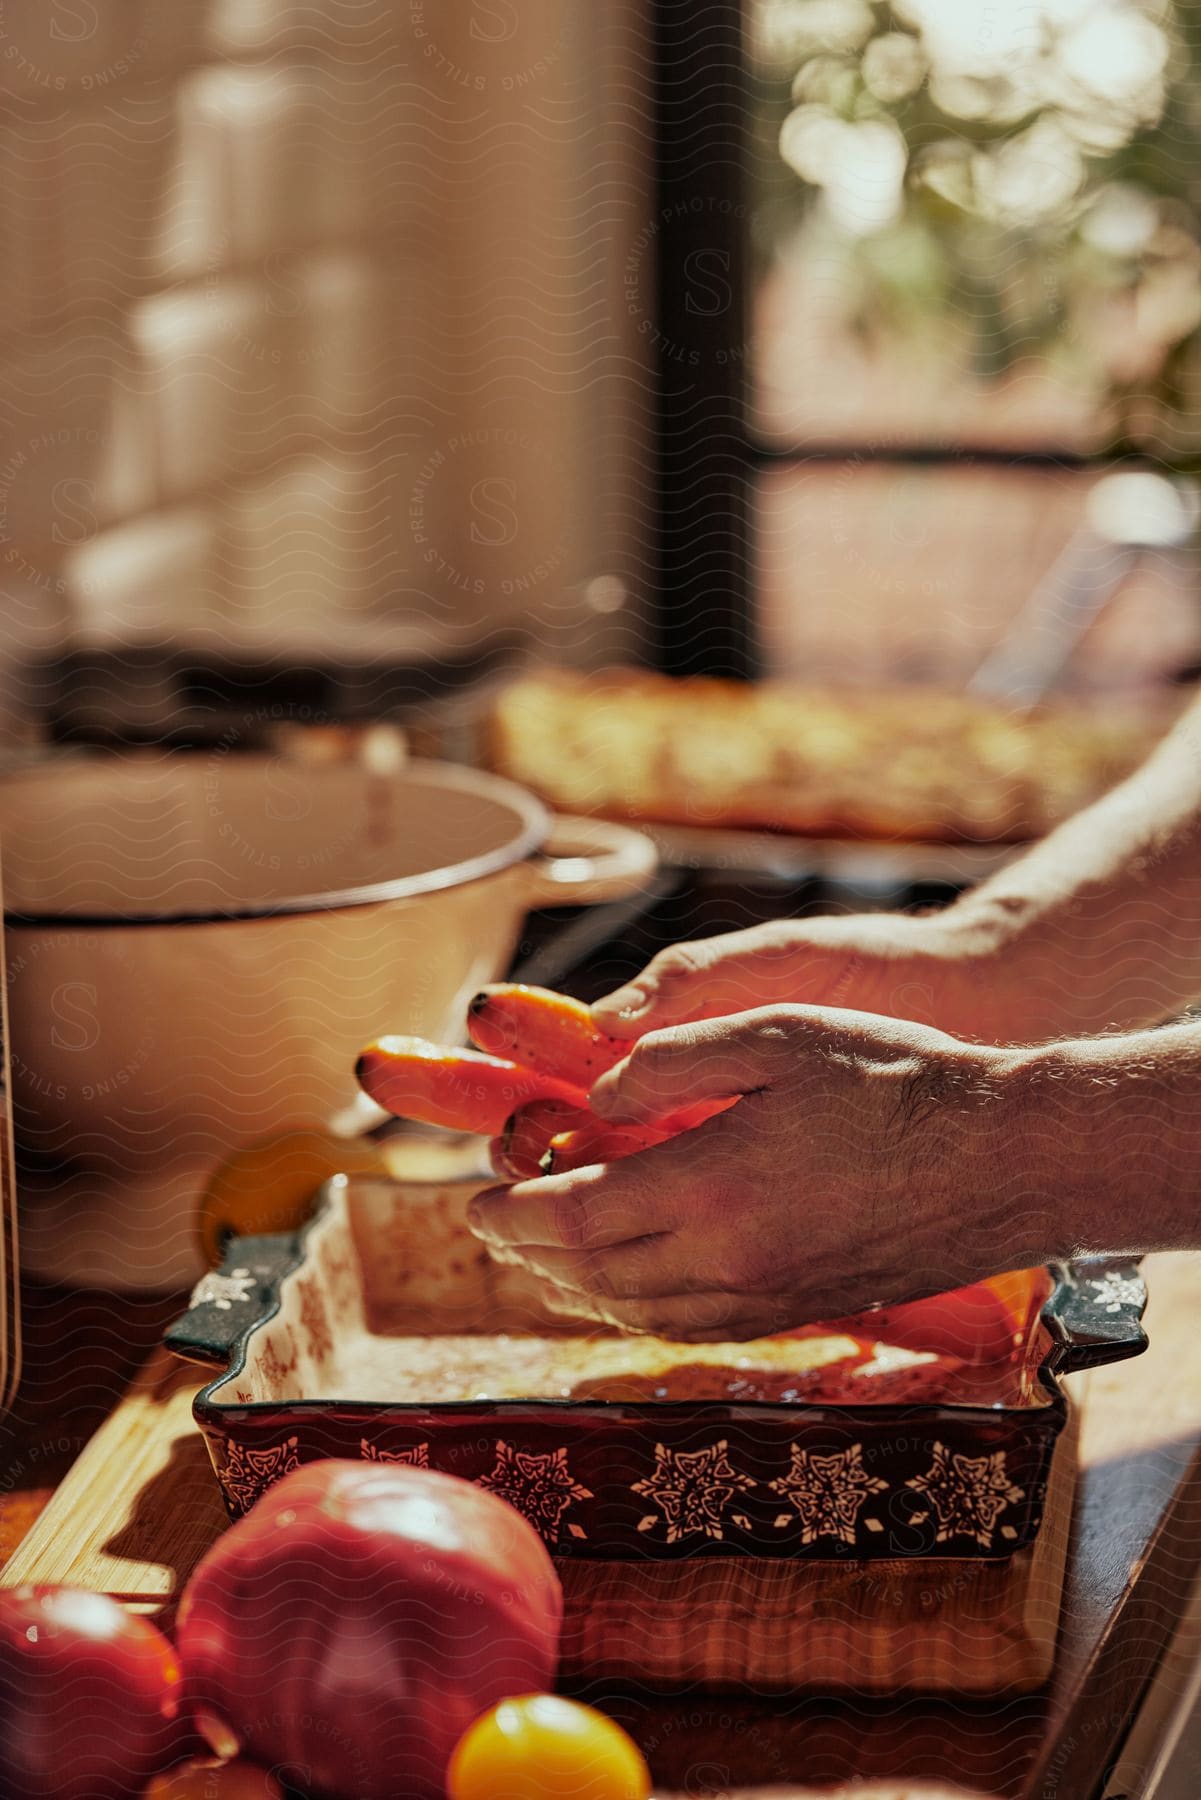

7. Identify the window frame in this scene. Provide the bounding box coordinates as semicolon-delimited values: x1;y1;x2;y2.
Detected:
648;2;1130;685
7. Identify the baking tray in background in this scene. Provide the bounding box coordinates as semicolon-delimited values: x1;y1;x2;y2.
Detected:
643;821;1018;887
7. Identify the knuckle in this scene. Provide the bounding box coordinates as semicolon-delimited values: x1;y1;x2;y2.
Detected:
542;1284;590;1319
687;1229;766;1294
648;942;711;988
707;1251;752;1293
610;1248;660;1302
612;1177;667;1242
620;1299;666;1334
577;1259;616;1299
732;1010;803;1072
616;1035;685;1106
628;1031;673;1076
751;1007;798;1048
730;922;787;965
550;1189;591;1251
643;1313;678;1338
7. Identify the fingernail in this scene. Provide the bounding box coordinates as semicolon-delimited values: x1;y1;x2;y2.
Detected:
592;983;651;1022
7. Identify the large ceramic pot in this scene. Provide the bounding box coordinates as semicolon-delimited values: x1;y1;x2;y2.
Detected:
0;753;656;1286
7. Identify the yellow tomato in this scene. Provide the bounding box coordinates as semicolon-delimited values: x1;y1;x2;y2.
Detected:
447;1695;651;1800
144;1759;282;1798
196;1129;385;1266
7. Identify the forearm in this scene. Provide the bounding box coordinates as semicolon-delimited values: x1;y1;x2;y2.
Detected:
997;1023;1201;1262
951;697;1201;1034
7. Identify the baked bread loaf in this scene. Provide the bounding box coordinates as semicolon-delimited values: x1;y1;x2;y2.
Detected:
488;668;1169;844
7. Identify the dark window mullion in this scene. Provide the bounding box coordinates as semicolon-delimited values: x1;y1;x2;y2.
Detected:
652;0;755;680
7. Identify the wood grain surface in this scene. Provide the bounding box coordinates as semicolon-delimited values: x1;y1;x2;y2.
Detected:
558;1412;1077;1693
4;1253;1201;1799
0;1344;1077;1693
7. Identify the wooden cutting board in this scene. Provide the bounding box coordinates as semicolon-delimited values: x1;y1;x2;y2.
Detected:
1;1345;1076;1693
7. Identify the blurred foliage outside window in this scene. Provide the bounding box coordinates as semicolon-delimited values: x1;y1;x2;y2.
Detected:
751;0;1201;457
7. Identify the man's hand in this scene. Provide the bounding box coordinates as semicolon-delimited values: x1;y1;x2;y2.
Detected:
467;1006;1051;1339
592;682;1201;1048
589;908;1088;1046
589;913;1024;1043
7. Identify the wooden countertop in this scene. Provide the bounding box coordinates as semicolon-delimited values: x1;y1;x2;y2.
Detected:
4;1255;1201;1800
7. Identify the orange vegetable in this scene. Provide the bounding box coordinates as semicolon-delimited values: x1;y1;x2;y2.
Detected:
355;1037;587;1138
196;1129;387;1268
543;1097;736;1174
542;1121;656;1174
468;984;628;1089
447;1694;650;1800
490;1099;595;1179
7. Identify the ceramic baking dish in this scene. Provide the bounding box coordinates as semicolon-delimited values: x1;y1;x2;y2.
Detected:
166;1171;1148;1561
